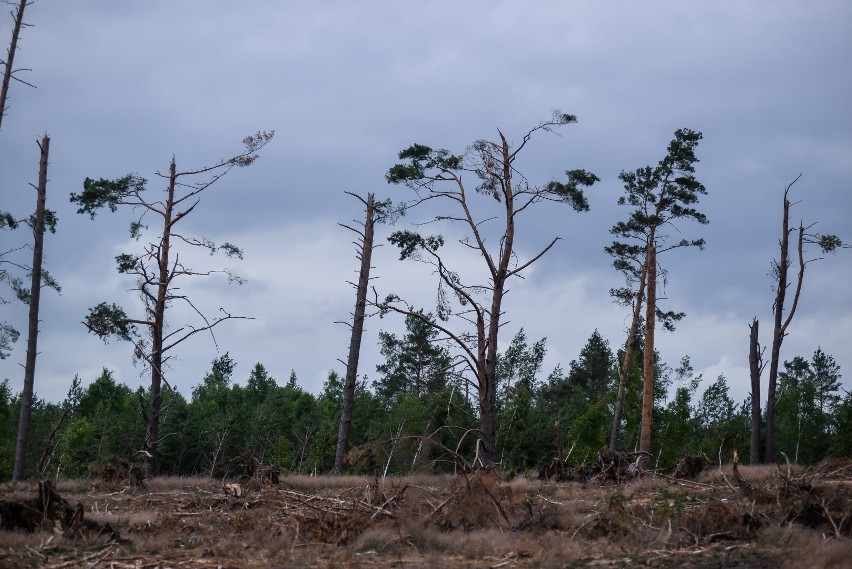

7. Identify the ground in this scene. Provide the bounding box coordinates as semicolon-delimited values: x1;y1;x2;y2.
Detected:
0;461;850;568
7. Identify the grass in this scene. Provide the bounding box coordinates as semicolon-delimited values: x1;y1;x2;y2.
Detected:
0;463;850;567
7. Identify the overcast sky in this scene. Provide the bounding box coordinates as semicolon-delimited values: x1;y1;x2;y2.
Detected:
1;1;850;407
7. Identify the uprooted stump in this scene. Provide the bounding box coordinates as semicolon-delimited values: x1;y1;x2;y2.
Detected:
538;457;572;482
234;452;281;492
584;448;637;482
0;480;122;542
672;453;712;479
0;480;74;532
434;470;514;531
344;443;381;477
539;448;641;483
90;457;146;489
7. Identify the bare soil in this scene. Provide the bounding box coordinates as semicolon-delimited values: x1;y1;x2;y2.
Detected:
0;461;850;568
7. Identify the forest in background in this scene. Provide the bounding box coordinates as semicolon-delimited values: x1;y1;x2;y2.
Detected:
1;320;849;481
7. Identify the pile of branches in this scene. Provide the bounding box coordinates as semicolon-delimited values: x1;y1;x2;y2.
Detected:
89;456;146;490
540;449;715;483
223;452;281;495
539;447;647;483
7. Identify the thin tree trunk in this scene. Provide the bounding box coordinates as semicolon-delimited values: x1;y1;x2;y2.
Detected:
12;134;48;480
0;0;28;131
765;182;808;463
748;318;761;464
480;293;501;466
764;196;788;463
334;193;375;473
477;134;515;467
609;259;648;451
144;159;176;478
638;244;656;469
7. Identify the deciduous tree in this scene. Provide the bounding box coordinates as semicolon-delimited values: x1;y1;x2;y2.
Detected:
496;329;547;470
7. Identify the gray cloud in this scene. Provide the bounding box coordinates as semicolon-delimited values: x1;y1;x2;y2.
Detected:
1;0;850;403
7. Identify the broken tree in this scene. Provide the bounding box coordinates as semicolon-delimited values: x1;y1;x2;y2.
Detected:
334;192;392;474
0;0;34;131
13;134;59;480
761;176;846;463
381;112;598;466
70;131;274;477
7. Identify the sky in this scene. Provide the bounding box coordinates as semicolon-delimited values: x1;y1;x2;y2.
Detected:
1;1;850;408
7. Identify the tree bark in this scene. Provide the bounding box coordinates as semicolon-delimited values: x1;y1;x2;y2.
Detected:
143;158;176;478
0;0;28;131
12;134;48;480
609;259;647;451
764;193;789;464
764;181;811;464
479;133;515;467
638;244;656;469
748;318;761;464
334;193;375;473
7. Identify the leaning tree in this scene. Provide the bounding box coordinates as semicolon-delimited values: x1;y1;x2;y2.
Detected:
0;0;35;131
605;128;708;466
70;131;274;477
334;191;396;474
380;112;598;466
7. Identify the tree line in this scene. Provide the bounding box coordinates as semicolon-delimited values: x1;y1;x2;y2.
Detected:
0;323;849;480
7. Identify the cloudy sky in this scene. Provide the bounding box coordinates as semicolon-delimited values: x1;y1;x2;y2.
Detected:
1;1;850;407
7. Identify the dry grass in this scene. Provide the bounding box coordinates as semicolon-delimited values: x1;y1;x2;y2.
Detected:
0;463;850;567
698;463;804;485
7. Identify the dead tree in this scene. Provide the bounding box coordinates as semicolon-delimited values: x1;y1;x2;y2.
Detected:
334;192;377;474
748;318;765;464
381;113;598;466
13;134;56;480
0;0;34;131
763;176;845;462
70;131;273;477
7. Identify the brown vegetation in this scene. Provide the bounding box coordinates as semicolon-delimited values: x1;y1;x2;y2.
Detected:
0;460;850;567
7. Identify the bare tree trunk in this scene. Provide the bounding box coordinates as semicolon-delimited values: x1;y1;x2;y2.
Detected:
478;133;516;467
479;279;503;466
609;260;647;451
638;244;656;469
0;0;29;131
765;180;806;463
479;363;498;466
748;318;762;464
334;193;375;473
12;134;48;480
764;194;789;464
144;159;176;479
